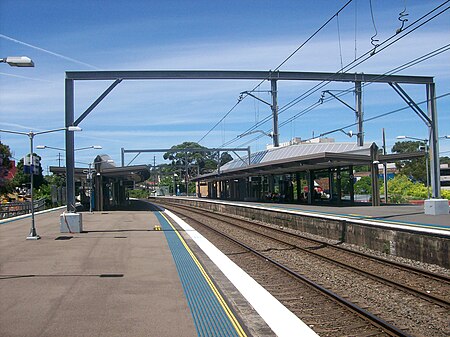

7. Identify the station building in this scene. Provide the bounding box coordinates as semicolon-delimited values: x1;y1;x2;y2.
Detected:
193;139;423;206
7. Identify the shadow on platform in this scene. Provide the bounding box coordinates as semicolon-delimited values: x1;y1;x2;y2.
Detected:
101;199;163;212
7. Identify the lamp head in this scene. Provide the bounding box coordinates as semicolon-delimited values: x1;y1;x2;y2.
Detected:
3;56;34;67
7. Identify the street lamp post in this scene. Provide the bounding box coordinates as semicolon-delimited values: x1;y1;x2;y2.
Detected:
396;135;430;199
173;173;178;196
86;163;95;213
0;126;81;240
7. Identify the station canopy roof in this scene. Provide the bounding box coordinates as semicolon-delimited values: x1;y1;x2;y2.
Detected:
193;142;424;182
50;154;150;183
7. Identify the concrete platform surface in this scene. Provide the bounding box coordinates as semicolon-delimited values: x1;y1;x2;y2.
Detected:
0;209;197;337
165;197;449;229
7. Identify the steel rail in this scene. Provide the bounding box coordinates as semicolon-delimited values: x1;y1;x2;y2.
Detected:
163;203;411;337
166;201;450;308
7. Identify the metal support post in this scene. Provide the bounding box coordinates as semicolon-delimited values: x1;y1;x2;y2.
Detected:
426;83;441;198
382;128;388;203
88;163;94;213
425;144;430;199
185;153;189;195
271;79;279;147
355;81;364;146
27;133;40;240
370;144;380;206
65;79;76;212
121;147;125;167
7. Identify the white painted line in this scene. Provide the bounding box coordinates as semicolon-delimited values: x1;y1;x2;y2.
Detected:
164;209;319;337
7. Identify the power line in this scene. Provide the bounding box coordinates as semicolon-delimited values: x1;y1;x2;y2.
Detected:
231;43;450;149
278;1;450;114
196;0;354;144
221;2;449;148
236;91;450;149
280;43;450;129
196;100;241;144
303;91;450;142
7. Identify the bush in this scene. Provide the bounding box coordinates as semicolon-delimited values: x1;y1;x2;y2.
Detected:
386;174;428;203
441;189;450;200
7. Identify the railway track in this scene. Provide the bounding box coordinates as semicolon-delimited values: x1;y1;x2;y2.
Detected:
156;200;450;337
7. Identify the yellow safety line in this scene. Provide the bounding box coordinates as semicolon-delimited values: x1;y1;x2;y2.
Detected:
159;212;248;337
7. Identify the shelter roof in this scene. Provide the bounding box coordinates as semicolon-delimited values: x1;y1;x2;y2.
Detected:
50;160;150;183
193;142;424;182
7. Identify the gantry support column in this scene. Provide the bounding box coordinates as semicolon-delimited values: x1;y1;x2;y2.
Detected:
271;79;279;148
65;79;76;212
355;81;364;146
427;83;441;198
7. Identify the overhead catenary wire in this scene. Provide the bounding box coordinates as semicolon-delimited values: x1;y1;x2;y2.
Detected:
220;1;450;148
303;91;450;143
369;0;380;54
236;91;450;149
231;43;450;149
279;1;450;114
196;0;354;144
280;43;450;128
337;13;344;70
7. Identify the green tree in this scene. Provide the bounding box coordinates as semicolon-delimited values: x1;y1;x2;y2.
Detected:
0;142;13;195
34;174;66;206
391;141;427;183
162;142;234;175
354;176;372;194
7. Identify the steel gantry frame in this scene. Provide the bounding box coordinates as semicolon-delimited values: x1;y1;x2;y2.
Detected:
64;70;440;212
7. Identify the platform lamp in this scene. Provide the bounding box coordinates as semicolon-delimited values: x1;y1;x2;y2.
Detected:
36;145;102;167
0;56;34;67
0;126;81;239
36;145;102;151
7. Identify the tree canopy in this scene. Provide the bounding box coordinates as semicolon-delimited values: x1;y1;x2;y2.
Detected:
0;142;13;194
163;141;232;175
391;140;427;183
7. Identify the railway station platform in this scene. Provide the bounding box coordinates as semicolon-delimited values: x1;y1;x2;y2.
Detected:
160;196;449;233
0;201;318;337
155;196;449;268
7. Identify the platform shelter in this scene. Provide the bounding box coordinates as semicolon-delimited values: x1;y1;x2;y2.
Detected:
193;141;423;206
51;154;150;211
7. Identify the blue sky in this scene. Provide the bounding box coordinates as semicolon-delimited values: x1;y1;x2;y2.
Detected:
1;0;449;171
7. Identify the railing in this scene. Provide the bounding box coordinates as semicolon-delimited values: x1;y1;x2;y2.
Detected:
0;199;46;220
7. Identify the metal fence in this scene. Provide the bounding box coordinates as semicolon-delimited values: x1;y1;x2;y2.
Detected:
0;199;46;220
